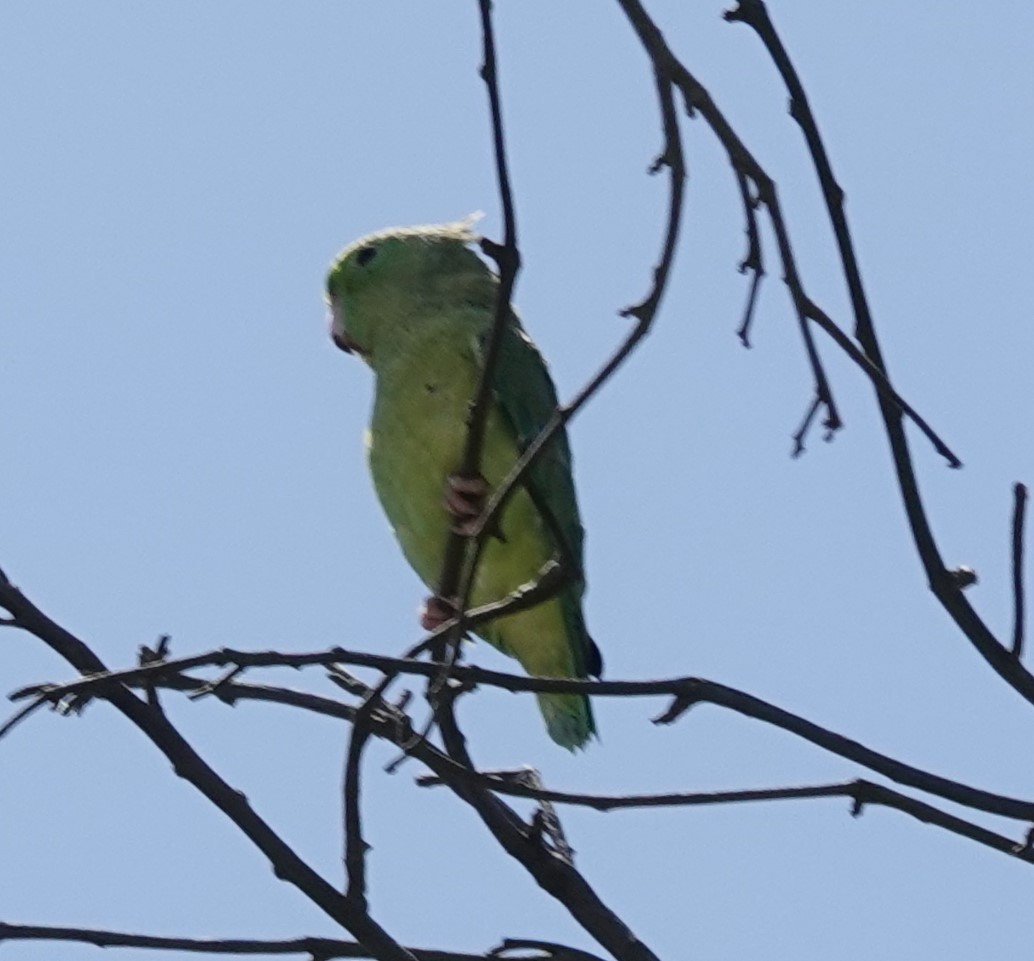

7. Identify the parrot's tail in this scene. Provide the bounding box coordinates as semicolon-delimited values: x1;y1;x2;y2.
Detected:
537;692;596;751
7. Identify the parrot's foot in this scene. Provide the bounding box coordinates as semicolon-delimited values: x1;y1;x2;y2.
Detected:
444;473;506;541
443;473;488;535
420;595;459;632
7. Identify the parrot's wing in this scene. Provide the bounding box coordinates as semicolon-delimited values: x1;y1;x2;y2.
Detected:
480;318;584;574
477;318;602;678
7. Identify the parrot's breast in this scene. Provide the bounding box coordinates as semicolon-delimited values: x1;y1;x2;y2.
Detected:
365;326;571;645
367;348;473;589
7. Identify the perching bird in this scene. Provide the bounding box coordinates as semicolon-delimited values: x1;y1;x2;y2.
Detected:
326;220;601;749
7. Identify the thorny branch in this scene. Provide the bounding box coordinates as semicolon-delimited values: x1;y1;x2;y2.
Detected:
340;1;527;914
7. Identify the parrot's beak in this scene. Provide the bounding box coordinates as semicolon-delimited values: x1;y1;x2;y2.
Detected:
329;301;360;355
331;327;356;354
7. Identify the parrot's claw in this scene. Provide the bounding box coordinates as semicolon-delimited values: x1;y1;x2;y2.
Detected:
444;473;488;535
443;473;507;541
421;595;459;632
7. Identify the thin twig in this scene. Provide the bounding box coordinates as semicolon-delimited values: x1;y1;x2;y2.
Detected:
725;0;1034;705
443;28;687;704
405;0;526;798
0;923;497;961
0;697;49;742
343;706;373;909
459;67;685;568
734;170;764;347
419;774;853;810
620;0;841;448
0;573;417;961
156;675;1034;870
1013;482;1028;657
801;297;960;466
416;773;1034;864
435;0;522;627
491;939;607;961
615;0;963;465
9;574;577;706
27;643;1034;825
791;396;823;458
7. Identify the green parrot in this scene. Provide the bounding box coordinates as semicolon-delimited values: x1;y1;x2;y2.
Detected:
325;220;601;750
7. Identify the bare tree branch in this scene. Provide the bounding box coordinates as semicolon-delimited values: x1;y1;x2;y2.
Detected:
343;703;374;910
619;0;839;449
6;596;658;961
616;0;962;465
1013;482;1028;657
435;0;523;623
724;0;1034;707
416;772;1034;864
791;395;824;459
178;674;1034;868
4;6;1028;959
733;170;764;347
17;644;1034;824
490;939;607;961
457;58;686;613
0;923;526;961
0;569;417;961
0;916;603;961
0;696;49;742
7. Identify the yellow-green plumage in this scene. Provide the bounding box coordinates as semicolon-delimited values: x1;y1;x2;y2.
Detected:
326;220;600;749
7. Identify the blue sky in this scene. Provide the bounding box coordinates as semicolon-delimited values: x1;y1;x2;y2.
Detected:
2;3;1033;959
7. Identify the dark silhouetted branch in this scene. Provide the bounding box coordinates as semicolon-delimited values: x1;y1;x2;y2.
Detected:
0;569;416;961
460;62;686;582
18;645;1034;824
725;0;1034;707
0;923;496;961
69;644;656;960
491;939;607;961
416;772;1034;864
616;0;962;465
435;0;522;615
180;673;1034;870
734;171;764;347
1013;482;1028;657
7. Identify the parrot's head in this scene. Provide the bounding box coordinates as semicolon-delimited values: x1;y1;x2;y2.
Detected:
325;218;489;368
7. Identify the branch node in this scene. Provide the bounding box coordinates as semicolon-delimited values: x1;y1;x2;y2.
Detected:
948;566;979;590
1012;826;1034;856
653;695;697;725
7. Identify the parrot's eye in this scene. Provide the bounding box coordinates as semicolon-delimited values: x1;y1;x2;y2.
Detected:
355;245;378;268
